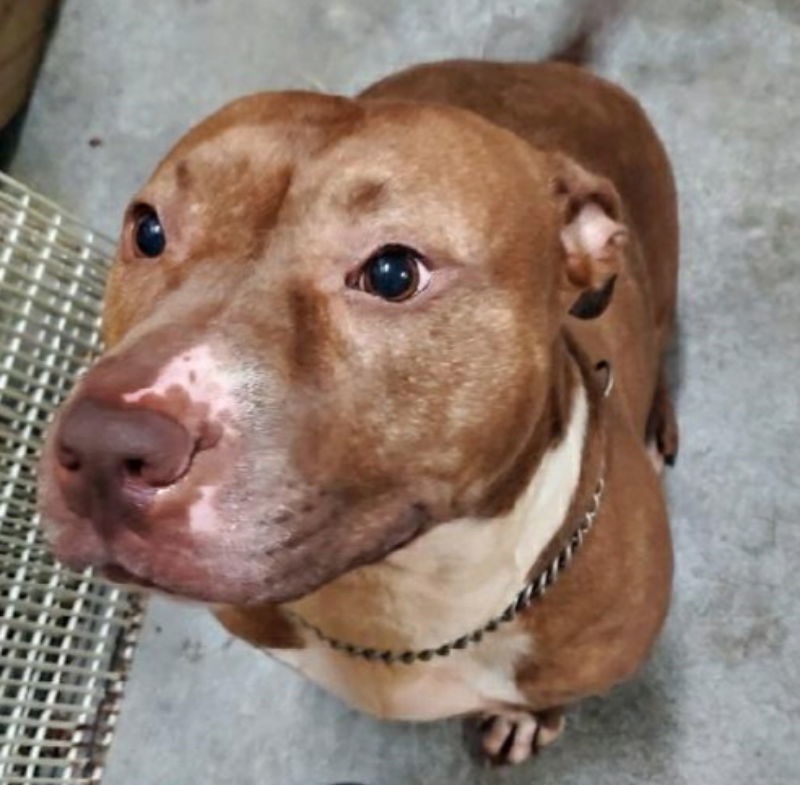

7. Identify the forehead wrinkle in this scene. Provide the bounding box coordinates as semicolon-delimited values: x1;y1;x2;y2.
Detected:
342;179;389;215
175;160;193;191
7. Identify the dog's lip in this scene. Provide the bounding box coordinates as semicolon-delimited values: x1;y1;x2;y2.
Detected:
100;563;159;590
99;562;220;600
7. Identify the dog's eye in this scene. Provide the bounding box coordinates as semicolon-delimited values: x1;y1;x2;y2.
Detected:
357;245;430;302
133;205;166;258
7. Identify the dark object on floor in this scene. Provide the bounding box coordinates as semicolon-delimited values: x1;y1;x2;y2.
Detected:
0;0;59;167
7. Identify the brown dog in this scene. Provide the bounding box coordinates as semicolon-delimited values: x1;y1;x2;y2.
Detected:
38;24;678;767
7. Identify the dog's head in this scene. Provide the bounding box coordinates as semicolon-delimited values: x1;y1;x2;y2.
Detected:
38;91;625;604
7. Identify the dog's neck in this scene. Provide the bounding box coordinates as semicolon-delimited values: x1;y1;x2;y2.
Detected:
288;345;594;653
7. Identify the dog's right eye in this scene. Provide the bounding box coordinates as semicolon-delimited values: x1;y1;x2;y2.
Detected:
132;205;166;258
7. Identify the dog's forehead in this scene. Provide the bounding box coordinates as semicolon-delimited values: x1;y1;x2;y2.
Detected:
141;92;358;201
166;91;362;161
297;105;526;202
287;103;552;264
133;92;553;270
147;91;543;203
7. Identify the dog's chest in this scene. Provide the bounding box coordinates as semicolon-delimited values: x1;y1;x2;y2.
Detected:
270;624;531;721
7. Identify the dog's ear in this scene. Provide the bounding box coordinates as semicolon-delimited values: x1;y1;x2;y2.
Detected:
552;155;628;319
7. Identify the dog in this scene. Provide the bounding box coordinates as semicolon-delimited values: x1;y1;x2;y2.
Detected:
38;11;678;767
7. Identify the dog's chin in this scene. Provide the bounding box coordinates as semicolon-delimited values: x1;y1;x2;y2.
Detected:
96;559;337;607
81;537;352;606
96;561;279;606
45;531;273;606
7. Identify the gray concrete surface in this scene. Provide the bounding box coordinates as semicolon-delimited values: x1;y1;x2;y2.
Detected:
9;0;800;783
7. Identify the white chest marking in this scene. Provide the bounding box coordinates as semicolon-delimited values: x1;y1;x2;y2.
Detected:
274;381;589;721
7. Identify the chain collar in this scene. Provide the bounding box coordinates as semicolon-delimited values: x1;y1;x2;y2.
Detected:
289;470;606;666
288;361;611;666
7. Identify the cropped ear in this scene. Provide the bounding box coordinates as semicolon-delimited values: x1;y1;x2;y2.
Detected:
552;155;628;319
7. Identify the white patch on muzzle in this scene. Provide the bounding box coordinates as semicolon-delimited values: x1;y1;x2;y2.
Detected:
122;344;237;423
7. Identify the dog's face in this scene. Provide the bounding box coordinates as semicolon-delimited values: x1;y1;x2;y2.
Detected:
38;92;624;604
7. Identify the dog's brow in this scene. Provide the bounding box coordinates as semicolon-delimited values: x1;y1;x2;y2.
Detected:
344;179;388;214
175;160;193;191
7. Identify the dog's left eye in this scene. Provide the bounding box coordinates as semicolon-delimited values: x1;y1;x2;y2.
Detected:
355;245;431;302
133;205;166;258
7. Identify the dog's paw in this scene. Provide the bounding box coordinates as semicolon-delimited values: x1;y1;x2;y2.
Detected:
475;708;565;766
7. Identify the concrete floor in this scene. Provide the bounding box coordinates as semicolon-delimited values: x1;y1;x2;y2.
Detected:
9;0;800;783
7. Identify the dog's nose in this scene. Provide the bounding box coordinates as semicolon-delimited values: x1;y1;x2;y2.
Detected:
54;397;194;520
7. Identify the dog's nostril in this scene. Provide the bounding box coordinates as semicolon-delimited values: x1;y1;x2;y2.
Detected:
123;458;145;478
56;443;81;472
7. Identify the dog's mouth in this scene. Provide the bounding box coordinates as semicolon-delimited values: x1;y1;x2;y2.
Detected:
98;563;204;600
100;564;160;591
49;492;436;607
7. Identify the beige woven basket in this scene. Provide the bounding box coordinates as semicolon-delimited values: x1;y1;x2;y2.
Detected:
0;171;142;785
